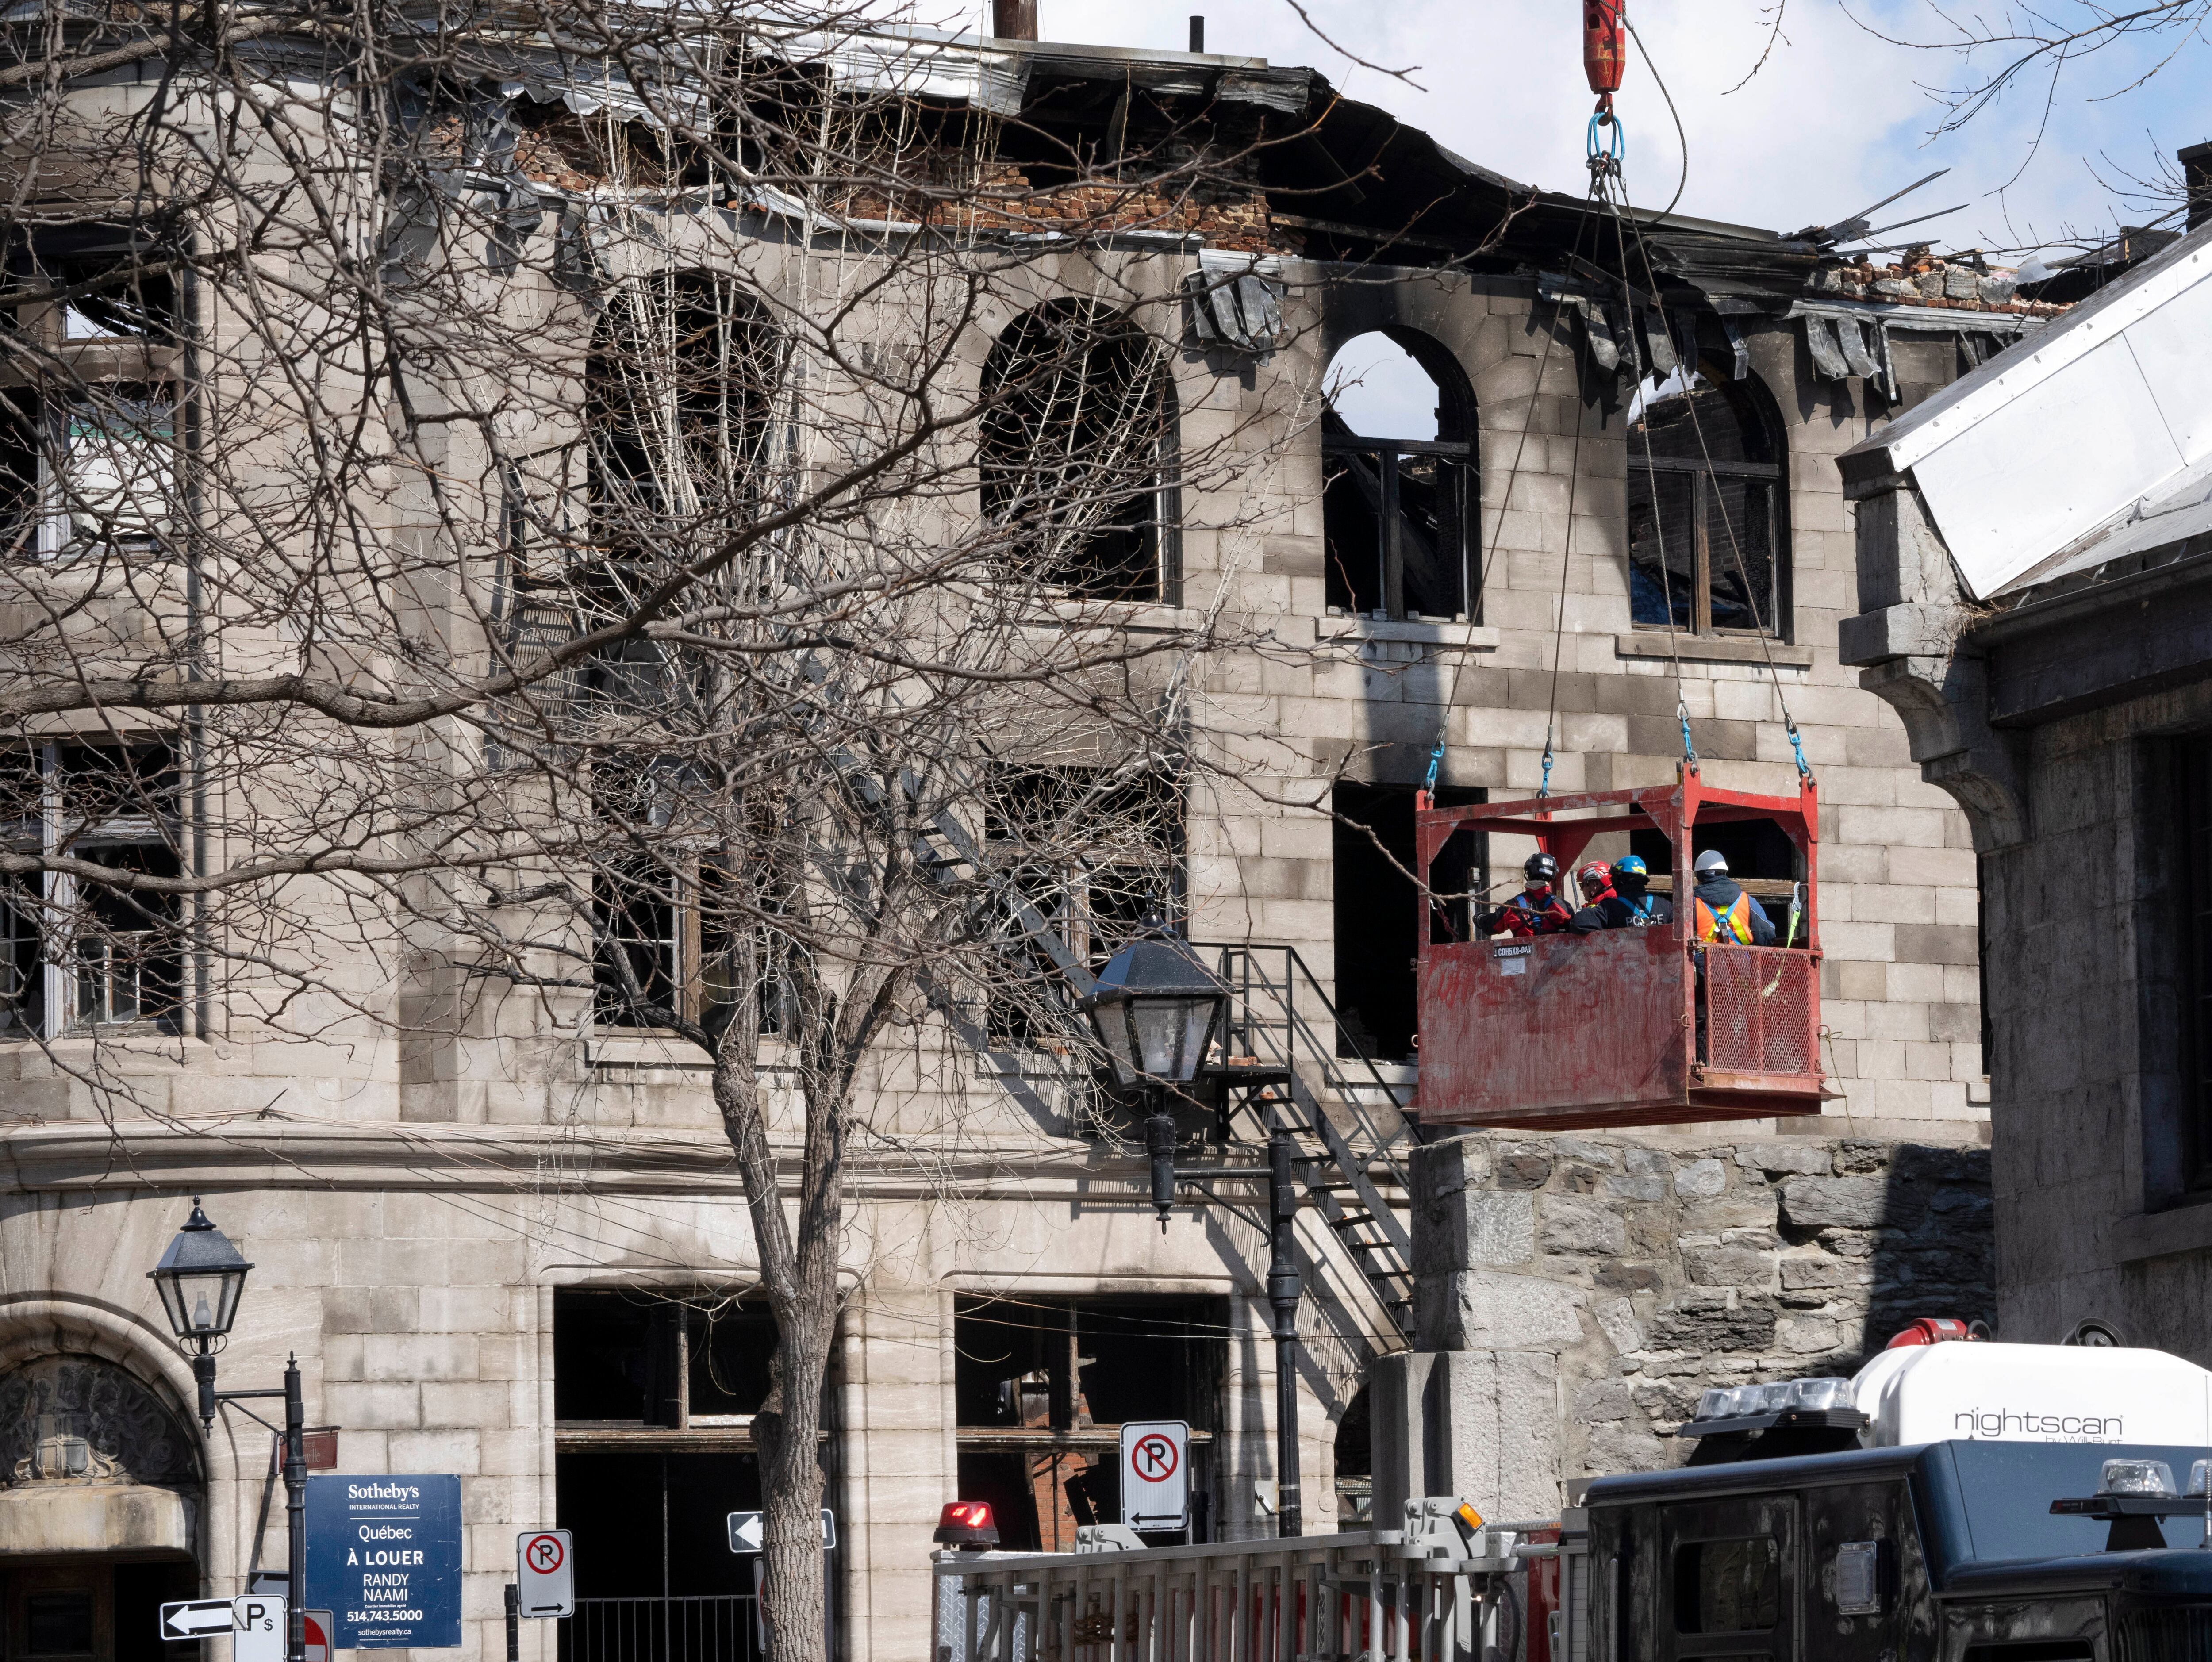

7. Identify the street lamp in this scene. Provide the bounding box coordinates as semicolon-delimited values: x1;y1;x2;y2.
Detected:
1080;931;1228;1228
150;1199;308;1662
1079;932;1305;1539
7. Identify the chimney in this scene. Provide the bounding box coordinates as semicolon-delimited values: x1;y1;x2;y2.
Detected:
1188;15;1205;52
2182;140;2212;231
992;0;1036;40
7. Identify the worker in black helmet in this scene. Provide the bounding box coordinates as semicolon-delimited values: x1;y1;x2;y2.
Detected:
1478;852;1575;937
1690;848;1776;946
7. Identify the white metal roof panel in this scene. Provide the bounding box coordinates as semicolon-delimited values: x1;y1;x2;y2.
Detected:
1842;223;2212;601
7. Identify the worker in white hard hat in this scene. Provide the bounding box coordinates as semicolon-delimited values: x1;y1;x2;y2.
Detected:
1689;848;1776;946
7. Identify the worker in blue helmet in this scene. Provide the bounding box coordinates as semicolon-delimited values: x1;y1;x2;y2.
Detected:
1569;852;1674;933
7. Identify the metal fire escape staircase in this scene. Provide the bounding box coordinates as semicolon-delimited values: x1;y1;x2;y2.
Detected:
910;799;1417;1349
1203;945;1417;1345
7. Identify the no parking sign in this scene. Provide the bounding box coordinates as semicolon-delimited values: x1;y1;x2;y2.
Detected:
1118;1420;1189;1531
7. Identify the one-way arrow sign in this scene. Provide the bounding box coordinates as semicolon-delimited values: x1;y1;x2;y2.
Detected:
160;1600;241;1641
727;1509;837;1554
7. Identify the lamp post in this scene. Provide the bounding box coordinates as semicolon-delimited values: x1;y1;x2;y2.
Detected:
150;1199;308;1662
1080;930;1229;1230
1081;930;1304;1537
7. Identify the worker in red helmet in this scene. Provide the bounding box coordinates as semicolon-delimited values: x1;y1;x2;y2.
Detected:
1571;853;1674;933
1575;861;1615;906
1478;852;1574;937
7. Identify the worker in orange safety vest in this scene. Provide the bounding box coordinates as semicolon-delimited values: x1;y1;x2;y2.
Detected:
1690;848;1775;945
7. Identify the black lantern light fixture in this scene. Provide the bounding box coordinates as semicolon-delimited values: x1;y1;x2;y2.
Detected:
148;1198;253;1355
1081;930;1229;1231
150;1198;309;1662
1082;932;1228;1093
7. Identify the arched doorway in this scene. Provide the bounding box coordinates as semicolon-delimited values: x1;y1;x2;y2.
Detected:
0;1356;201;1662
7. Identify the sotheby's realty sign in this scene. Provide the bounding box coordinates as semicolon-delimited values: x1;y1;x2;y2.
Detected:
303;1474;463;1649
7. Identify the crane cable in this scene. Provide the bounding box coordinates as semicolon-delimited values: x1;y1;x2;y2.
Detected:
1602;62;1814;783
1420;185;1606;803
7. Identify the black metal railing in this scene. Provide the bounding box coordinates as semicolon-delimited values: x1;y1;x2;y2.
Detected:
565;1596;761;1662
1202;942;1417;1340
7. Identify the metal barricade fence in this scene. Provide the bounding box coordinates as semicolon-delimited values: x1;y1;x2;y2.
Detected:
932;1527;1523;1662
566;1595;763;1662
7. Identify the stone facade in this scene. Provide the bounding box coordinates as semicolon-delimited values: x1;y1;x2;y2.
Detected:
1375;1128;1993;1521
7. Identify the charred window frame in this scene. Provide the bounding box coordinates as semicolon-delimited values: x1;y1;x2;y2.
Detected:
1627;370;1789;639
978;766;1186;1049
0;226;183;564
980;299;1180;605
0;742;184;1040
951;1293;1226;1552
1321;330;1477;623
549;269;777;708
592;853;802;1036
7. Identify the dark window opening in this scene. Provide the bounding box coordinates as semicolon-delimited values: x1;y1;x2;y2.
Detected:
0;742;183;1040
25;1594;92;1657
979;766;1185;1048
980;299;1178;603
554;1290;780;1427
1333;782;1484;1062
2177;734;2212;1190
555;1451;772;1662
1628;374;1786;638
952;1294;1224;1551
1321;331;1475;622
591;845;800;1037
553;271;775;716
552;1291;837;1662
1672;1537;1780;1634
0;227;184;564
586;271;776;556
1333;1384;1371;1528
593;863;680;1030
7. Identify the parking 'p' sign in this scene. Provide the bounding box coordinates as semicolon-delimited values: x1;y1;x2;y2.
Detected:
516;1529;575;1618
1118;1420;1190;1531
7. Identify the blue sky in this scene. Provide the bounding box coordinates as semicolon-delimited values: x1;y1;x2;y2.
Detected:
1026;0;2209;265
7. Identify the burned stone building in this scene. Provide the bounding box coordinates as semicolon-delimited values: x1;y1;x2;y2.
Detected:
0;15;2013;1662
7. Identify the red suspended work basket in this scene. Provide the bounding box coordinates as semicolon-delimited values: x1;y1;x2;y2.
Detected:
1413;771;1827;1130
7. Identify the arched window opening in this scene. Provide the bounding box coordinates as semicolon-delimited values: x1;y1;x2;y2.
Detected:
1322;330;1474;622
587;269;778;561
1626;368;1787;637
569;270;779;711
980;299;1177;603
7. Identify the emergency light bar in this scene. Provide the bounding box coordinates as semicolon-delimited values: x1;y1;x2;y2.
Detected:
1678;1335;2212;1450
1680;1375;1863;1439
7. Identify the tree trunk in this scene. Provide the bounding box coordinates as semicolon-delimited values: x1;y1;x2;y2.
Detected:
753;1300;836;1662
711;984;845;1662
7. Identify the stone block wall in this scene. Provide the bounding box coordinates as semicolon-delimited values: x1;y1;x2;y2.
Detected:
1401;1128;1993;1501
